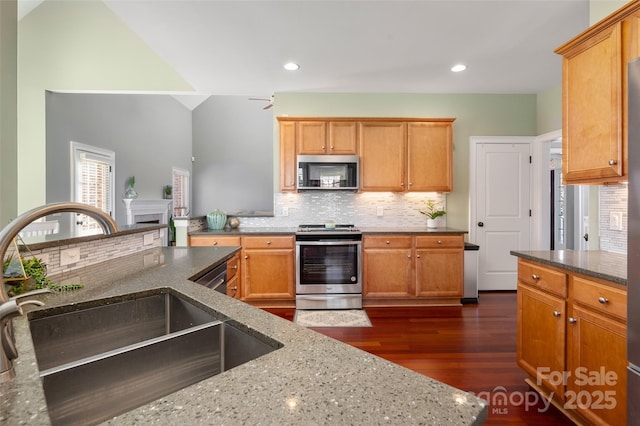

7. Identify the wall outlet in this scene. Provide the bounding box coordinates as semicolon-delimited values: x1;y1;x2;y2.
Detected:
60;248;80;266
610;212;623;231
377;206;384;217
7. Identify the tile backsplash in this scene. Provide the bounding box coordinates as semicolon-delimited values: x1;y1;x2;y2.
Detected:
239;192;447;228
599;184;627;254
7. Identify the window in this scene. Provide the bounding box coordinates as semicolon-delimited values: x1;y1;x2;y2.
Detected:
172;167;190;216
71;142;115;234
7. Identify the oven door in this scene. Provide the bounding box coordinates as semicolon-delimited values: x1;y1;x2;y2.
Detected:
295;240;362;295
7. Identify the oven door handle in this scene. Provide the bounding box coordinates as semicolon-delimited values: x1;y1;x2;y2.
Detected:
295;241;362;246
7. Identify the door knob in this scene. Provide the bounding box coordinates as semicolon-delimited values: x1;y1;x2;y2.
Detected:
583;233;589;242
478;222;484;227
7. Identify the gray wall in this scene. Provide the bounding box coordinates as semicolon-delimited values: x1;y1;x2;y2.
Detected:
46;92;192;225
192;96;273;217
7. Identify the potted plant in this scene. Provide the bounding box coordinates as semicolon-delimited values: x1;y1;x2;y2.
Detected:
163;185;172;199
124;176;138;199
419;199;446;228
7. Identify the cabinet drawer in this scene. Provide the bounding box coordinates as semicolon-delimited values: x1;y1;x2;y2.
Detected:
227;254;240;280
242;236;294;249
415;235;463;249
518;260;567;298
189;236;241;247
363;235;412;249
571;276;626;321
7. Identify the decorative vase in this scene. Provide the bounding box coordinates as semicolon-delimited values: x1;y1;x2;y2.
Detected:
124;186;138;199
207;209;227;230
427;218;437;229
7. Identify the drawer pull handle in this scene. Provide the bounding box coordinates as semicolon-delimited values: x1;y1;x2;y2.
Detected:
553;311;561;317
531;274;540;280
569;317;577;324
598;296;609;304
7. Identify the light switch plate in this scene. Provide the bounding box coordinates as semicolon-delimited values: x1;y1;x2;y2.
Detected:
377;206;384;217
610;212;623;231
60;248;80;266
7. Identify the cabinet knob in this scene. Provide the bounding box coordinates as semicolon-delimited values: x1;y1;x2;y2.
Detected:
407;254;411;258
608;159;618;165
437;240;443;244
244;255;249;259
409;182;413;186
231;265;238;270
553;310;561;317
386;240;390;245
598;296;609;304
531;274;540;280
416;254;421;258
568;317;577;324
266;241;271;245
230;286;238;291
322;146;326;150
213;241;218;245
330;146;334;150
400;182;404;187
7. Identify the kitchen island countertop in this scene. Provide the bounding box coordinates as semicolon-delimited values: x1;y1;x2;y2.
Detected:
2;246;487;425
511;249;626;285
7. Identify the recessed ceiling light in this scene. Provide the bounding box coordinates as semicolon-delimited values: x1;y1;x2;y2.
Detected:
451;64;467;73
284;62;300;71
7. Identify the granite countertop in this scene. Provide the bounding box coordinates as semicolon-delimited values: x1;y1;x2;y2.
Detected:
511;250;627;285
190;226;467;236
2;247;487;425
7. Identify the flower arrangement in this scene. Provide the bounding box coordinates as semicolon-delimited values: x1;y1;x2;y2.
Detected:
419;199;446;220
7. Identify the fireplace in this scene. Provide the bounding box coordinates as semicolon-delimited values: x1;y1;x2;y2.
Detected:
122;199;172;245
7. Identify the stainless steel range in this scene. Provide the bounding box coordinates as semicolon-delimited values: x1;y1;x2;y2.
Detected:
295;224;362;310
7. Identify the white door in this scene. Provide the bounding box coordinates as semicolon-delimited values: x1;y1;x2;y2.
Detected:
470;138;532;291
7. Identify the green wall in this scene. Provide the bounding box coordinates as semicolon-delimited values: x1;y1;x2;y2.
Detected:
273;93;537;231
17;0;192;212
0;0;17;226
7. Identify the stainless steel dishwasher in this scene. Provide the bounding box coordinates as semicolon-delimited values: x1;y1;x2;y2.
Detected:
193;262;227;294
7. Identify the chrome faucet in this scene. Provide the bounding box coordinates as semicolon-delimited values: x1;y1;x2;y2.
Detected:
0;202;119;382
0;289;52;381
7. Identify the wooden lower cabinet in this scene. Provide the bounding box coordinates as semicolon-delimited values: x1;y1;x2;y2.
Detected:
241;236;295;307
516;259;627;425
189;234;295;307
363;234;463;305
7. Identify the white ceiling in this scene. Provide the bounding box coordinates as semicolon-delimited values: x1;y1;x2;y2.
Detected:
21;0;591;97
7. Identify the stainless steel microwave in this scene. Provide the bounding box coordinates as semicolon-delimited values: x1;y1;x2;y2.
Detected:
297;155;359;190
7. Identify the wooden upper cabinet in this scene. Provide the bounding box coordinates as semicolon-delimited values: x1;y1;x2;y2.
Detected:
407;122;453;192
358;122;407;191
296;121;327;154
296;121;358;155
328;121;358;154
556;2;640;184
279;120;297;191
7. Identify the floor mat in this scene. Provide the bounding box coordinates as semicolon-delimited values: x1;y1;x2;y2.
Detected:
294;309;372;327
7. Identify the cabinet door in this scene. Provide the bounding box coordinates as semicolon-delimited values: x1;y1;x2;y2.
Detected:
415;248;462;297
296;121;327;154
407;122;453;192
241;248;295;301
328;121;358;154
359;122;406;191
279;121;297;191
363;248;412;298
566;305;627;426
517;284;566;399
561;23;623;183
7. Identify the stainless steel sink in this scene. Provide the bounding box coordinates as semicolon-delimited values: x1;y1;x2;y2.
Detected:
27;290;281;426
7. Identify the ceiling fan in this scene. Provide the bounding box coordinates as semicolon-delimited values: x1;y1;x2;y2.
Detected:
248;94;274;110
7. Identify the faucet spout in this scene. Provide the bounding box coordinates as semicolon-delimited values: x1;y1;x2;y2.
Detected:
0;202;119;303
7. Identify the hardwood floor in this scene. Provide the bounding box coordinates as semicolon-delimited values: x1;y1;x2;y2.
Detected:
264;292;574;425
